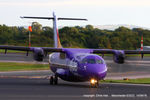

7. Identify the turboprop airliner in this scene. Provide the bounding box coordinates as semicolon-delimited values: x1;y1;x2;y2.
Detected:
0;12;150;87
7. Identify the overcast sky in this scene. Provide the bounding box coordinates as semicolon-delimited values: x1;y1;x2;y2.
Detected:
0;0;150;28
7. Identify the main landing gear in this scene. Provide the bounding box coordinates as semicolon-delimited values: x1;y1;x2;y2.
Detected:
90;78;99;88
50;75;58;85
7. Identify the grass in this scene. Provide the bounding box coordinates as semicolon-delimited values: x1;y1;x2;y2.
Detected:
0;62;150;85
0;62;49;71
101;78;150;84
0;49;27;53
126;54;150;57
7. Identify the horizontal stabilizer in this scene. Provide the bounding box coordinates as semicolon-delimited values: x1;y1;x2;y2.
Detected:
58;18;87;21
20;16;54;20
21;16;87;21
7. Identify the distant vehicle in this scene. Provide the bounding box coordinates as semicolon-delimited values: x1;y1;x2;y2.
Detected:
137;46;150;50
0;12;150;87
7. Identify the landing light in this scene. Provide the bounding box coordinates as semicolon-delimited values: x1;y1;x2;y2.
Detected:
90;79;97;84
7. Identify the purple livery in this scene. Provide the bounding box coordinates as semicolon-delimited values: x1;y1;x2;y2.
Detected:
0;12;150;87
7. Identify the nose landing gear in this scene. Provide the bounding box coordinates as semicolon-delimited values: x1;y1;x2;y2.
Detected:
90;78;99;88
50;75;58;85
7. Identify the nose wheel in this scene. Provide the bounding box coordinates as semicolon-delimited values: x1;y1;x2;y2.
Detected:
50;75;58;85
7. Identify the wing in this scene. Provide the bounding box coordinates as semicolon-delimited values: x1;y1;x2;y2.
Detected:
92;49;115;54
124;50;150;54
92;49;150;64
0;45;64;61
0;45;63;52
93;49;150;54
41;47;63;52
0;45;30;51
1;45;150;63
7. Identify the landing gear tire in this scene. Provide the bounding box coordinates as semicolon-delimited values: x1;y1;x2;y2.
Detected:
54;75;58;85
49;75;58;85
95;81;99;88
50;76;54;85
49;76;54;85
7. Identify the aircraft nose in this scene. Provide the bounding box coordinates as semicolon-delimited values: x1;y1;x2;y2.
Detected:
85;64;107;79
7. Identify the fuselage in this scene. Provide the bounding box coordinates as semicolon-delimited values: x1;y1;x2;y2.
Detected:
49;49;107;82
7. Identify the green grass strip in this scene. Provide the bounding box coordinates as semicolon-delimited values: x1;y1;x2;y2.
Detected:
101;78;150;84
0;49;27;53
0;62;49;71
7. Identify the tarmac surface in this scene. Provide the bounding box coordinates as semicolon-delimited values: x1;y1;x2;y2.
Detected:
0;53;150;100
0;77;149;100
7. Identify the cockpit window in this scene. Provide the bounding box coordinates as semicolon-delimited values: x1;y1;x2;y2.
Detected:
87;59;95;64
81;58;103;64
96;59;103;64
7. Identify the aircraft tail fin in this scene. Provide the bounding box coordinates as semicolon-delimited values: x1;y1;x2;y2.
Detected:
52;12;87;48
53;12;62;48
21;12;87;48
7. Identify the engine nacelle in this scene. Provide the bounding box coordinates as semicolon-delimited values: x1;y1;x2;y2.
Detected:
113;50;125;64
33;48;44;61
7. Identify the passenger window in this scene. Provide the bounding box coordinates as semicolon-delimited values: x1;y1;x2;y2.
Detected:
60;53;66;59
81;59;87;64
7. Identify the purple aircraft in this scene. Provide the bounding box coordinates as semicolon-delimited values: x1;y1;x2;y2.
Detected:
0;12;150;87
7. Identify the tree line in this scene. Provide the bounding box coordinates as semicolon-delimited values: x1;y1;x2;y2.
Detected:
0;22;150;50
